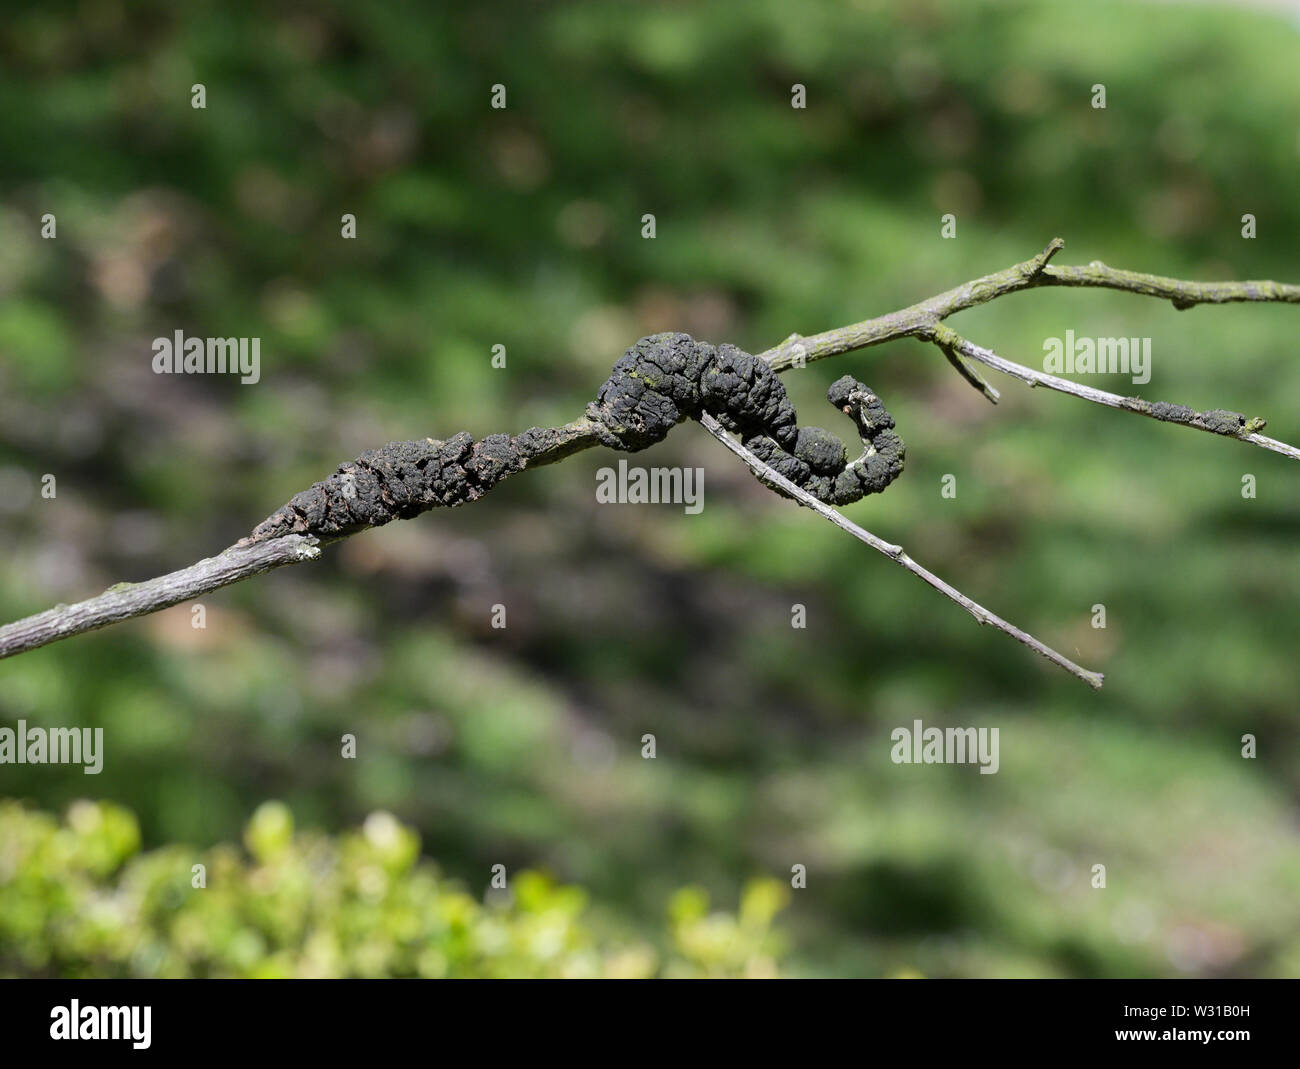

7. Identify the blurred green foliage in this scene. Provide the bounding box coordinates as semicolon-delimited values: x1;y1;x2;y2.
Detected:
0;800;787;977
1;0;1299;977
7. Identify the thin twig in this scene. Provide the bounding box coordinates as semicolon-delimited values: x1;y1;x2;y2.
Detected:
697;412;1105;689
1035;261;1300;309
937;336;1001;404
0;535;320;660
926;325;1300;463
760;237;1300;371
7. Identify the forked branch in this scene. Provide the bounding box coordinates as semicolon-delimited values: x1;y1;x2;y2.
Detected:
698;413;1104;689
2;239;1297;688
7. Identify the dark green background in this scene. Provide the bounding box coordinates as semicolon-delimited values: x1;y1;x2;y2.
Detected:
1;0;1298;976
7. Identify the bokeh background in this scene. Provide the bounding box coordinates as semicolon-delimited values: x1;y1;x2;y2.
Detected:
2;0;1299;977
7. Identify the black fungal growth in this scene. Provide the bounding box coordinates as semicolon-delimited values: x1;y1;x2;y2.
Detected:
245;332;904;542
1138;400;1263;436
245;431;523;542
587;332;904;505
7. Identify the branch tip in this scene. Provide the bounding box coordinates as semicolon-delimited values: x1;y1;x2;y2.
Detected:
698;411;1106;690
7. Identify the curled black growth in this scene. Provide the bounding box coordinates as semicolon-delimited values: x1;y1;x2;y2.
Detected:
587;332;904;506
246;431;529;542
246;332;904;542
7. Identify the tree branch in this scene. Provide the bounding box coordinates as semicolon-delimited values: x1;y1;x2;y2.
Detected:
0;535;321;660
925;324;1300;462
2;239;1296;676
697;413;1104;689
759;237;1300;371
1035;261;1300;309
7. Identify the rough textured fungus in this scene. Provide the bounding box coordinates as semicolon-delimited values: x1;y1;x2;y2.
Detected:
246;332;906;542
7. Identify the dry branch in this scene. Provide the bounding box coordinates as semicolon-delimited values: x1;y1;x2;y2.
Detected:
3;239;1297;688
